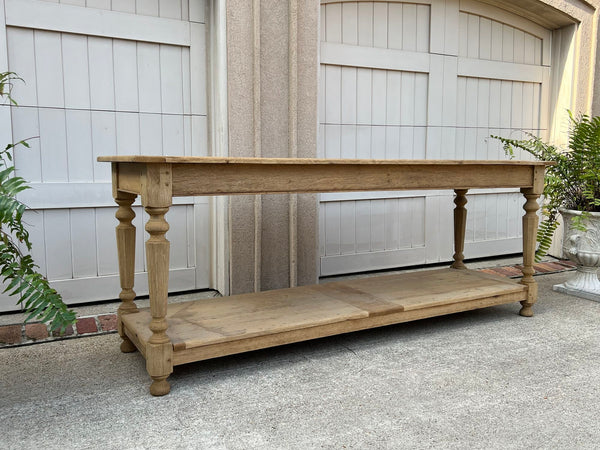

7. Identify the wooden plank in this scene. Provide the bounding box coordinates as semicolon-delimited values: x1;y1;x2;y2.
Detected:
167;205;190;269
502;25;514;62
65;110;94;182
416;4;430;53
355;200;370;254
357;2;373;47
490;20;502;61
388;3;402;50
325;2;342;44
11;107;41;183
384;198;399;250
373;2;387;48
339;201;356;254
39;109;68;182
189;0;205;23
458;12;468;58
310;282;404;317
356;68;372;125
371;70;386;125
321;42;430;74
429;0;443;54
114;40;139;112
87;0;110;9
479;17;491;60
402;4;417;52
340;125;356;158
6;27;37;106
137;42;162;113
116;112;141;156
325;65;341;124
324;202;341;256
62;33;91;109
43;210;73;280
34;30;64;108
466;13;479;58
70;209;98;279
126;287;370;350
443;0;459;56
5;0;191;46
159;0;182;19
386;71;401;126
99;156;551;166
401;72;416;126
324;124;340;158
341;67;357;124
370;199;385;251
113;0;135;13
92;111;117;181
162;115;185;157
342;1;358;46
190;22;206;116
140;113;163;155
95;207;119;276
88;37;115;110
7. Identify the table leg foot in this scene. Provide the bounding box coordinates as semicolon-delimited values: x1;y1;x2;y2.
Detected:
120;338;137;353
150;377;171;396
519;301;534;317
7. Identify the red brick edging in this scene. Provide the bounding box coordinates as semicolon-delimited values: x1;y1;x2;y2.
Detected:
0;314;118;347
0;260;578;348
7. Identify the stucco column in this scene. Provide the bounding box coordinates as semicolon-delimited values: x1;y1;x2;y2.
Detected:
226;0;320;293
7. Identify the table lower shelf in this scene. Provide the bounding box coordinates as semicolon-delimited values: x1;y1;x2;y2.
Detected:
122;268;527;366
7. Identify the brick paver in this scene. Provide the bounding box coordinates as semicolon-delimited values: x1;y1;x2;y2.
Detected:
25;323;49;340
76;317;98;334
0;325;22;345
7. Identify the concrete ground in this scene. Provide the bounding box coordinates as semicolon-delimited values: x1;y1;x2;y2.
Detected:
1;269;600;449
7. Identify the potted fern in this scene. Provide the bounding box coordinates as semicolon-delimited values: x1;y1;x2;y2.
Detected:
1;71;75;331
494;112;600;301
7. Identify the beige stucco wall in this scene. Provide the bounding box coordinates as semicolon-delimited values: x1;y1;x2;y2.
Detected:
225;0;600;293
226;0;319;294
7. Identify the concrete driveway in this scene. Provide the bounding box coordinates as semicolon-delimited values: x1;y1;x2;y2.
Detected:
1;271;599;449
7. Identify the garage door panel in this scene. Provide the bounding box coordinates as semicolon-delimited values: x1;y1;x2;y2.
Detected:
319;0;552;276
321;196;428;275
0;0;210;311
459;11;544;66
24;0;198;23
323;124;427;160
322;2;430;51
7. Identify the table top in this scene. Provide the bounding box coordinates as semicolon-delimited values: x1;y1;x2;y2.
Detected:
102;156;552;197
98;155;552;166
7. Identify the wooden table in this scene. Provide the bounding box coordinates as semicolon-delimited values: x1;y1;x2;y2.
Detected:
99;156;550;396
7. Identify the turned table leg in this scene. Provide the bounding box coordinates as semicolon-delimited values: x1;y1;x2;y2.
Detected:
115;192;139;353
144;205;173;396
451;189;468;269
519;188;540;317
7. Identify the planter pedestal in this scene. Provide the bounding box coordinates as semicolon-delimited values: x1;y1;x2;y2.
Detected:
553;209;600;302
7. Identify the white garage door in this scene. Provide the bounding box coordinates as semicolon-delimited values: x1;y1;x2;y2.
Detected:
319;0;551;276
0;0;210;311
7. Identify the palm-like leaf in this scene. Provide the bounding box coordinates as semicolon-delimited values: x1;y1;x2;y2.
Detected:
493;112;600;261
1;72;75;332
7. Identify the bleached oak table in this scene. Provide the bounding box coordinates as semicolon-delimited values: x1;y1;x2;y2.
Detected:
99;156;551;396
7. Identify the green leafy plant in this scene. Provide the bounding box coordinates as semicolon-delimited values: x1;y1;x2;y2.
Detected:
493;111;600;262
1;71;75;331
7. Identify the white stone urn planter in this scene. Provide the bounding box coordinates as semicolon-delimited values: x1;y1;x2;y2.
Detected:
553;208;600;301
